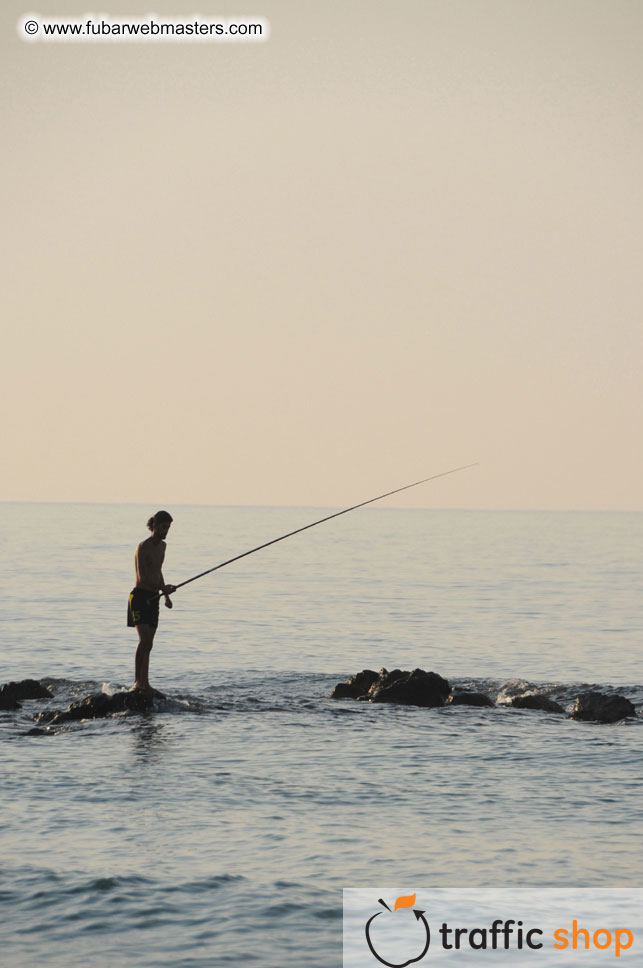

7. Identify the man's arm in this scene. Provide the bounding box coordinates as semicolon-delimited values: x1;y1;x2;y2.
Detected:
160;572;177;609
160;571;177;600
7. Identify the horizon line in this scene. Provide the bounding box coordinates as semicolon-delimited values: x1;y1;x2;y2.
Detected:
1;499;641;514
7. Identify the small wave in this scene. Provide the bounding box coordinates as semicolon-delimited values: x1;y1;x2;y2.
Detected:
445;676;642;710
3;673;642;737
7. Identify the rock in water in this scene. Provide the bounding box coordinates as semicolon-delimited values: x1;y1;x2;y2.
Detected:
330;671;639;723
331;681;365;700
331;669;380;700
0;691;21;711
511;695;565;714
35;690;156;727
332;668;450;707
0;679;53;710
370;668;451;708
569;692;636;724
450;692;495;707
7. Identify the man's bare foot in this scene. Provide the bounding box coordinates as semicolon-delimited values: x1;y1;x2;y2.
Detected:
131;683;165;699
131;682;154;694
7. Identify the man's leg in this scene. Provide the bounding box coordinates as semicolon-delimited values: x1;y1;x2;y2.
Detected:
133;624;156;691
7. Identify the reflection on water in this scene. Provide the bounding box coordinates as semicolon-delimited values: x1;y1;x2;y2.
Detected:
129;719;170;763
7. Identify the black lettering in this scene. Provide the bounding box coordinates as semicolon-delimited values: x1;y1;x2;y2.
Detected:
469;928;487;950
527;929;543;950
454;927;468;949
440;924;452;949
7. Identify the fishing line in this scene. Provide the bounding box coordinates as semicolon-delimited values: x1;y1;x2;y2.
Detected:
162;462;478;598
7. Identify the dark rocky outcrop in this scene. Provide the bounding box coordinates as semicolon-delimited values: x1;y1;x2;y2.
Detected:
511;695;565;714
569;692;636;724
450;692;495;707
331;681;365;700
331;669;380;700
35;689;157;727
371;668;450;707
0;691;21;711
0;679;53;710
332;667;450;708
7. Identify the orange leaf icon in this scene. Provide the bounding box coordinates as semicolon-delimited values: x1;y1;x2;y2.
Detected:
394;892;417;910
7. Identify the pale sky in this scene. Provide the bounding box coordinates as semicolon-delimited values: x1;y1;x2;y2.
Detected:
3;1;642;509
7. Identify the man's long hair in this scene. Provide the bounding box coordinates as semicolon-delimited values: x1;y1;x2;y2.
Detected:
147;510;173;532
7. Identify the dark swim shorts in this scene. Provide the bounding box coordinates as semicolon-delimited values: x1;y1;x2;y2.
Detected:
127;588;160;629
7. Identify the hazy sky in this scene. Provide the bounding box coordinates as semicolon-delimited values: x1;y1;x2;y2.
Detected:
3;1;642;509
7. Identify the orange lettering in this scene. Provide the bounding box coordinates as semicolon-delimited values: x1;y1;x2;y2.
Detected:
553;928;568;950
615;929;634;958
572;920;590;950
593;929;612;951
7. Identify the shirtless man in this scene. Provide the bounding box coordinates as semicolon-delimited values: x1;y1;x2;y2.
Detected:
127;510;177;693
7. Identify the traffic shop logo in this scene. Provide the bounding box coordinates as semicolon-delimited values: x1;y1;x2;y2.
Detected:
365;894;430;967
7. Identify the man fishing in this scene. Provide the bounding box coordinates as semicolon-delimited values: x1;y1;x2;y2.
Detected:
123;467;475;695
127;510;176;693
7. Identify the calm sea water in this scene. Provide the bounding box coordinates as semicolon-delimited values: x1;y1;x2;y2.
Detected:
1;503;642;967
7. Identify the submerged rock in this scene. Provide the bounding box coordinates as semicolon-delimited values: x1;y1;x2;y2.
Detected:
569;692;636;724
511;695;565;714
0;679;53;710
0;691;20;711
35;689;156;727
450;692;495;707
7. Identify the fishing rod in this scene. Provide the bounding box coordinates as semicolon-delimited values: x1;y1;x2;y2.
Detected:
165;463;477;597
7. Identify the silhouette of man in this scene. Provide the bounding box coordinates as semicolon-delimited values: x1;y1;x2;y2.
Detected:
127;510;176;693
